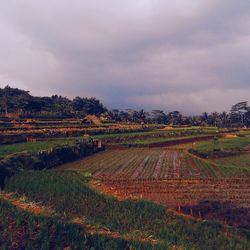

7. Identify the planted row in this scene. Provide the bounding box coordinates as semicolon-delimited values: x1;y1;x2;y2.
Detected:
4;170;249;249
60;148;246;179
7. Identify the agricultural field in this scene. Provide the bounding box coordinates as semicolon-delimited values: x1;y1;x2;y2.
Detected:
0;137;83;159
214;153;250;169
193;132;250;156
99;127;223;146
97;178;250;208
1;170;249;249
0;125;250;249
60;148;249;179
59;147;250;210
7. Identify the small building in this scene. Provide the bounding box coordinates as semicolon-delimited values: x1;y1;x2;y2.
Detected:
82;115;102;125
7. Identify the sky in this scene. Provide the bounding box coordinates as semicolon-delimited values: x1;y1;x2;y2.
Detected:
0;0;250;114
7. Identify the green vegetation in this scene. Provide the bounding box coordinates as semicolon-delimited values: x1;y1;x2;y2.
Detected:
0;138;82;158
193;135;250;155
4;170;249;249
0;140;97;189
0;199;138;250
214;154;250;171
0;127;219;158
121;134;214;145
0;85;106;119
92;127;218;140
2;86;250;127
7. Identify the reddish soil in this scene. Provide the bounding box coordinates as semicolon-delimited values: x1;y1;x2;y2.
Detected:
0;193;45;215
92;178;250;208
181;201;250;230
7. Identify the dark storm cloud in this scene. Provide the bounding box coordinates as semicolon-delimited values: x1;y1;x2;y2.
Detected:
0;0;249;113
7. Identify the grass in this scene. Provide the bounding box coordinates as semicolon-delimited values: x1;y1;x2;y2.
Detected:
0;126;237;158
4;170;249;249
194;135;250;154
121;134;214;145
92;127;220;141
0;198;138;250
0;127;215;158
0;137;85;158
92;129;166;140
213;153;250;173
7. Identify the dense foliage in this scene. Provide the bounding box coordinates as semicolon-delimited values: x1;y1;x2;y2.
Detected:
0;85;107;118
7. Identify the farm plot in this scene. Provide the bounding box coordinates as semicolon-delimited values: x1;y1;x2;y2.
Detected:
213;153;250;176
98;179;250;208
60;148;229;179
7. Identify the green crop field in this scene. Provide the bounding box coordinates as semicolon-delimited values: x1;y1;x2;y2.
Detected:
92;127;220;144
120;134;214;145
2;170;249;250
214;153;250;169
0;137;85;158
0;198;141;249
193;135;250;154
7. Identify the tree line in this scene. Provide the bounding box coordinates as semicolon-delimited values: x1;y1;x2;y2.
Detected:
0;86;106;118
0;86;249;127
105;104;250;128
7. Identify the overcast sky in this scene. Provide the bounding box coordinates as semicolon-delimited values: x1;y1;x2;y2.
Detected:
0;0;250;114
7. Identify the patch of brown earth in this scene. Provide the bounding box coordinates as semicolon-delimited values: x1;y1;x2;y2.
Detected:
0;192;45;215
91;179;250;208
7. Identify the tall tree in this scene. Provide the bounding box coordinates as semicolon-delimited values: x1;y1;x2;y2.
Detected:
230;101;249;127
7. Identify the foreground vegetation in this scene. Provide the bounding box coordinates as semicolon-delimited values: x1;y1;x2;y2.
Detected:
0;199;138;250
3;170;249;249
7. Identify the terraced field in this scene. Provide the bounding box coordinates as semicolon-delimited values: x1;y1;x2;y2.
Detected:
97;179;250;208
60;148;248;179
3;170;249;249
60;147;250;208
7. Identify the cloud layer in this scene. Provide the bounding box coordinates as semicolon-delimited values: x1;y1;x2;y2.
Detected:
0;0;250;113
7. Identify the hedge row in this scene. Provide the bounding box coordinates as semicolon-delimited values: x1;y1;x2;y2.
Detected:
0;141;100;189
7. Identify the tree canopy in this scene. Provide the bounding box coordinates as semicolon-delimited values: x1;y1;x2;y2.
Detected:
0;85;107;118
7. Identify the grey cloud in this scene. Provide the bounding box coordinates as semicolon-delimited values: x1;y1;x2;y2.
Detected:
0;0;249;113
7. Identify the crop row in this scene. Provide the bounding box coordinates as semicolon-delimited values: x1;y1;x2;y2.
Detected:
61;148;248;179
